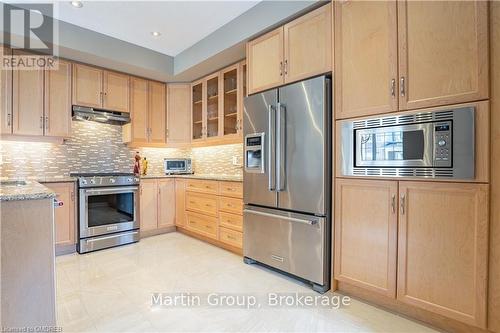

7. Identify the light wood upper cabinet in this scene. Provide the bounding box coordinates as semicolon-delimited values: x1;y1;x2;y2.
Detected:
334;179;398;298
12;53;44;136
158;179;175;228
103;71;129;113
44;59;72;137
1;46;12;135
130;77;149;144
335;1;398;119
175;179;186;227
73;64;130;112
247;27;284;95
284;3;332;84
398;1;488;110
139;180;158;232
397;182;488;328
148;81;166;144
247;4;332;95
167;84;191;144
46;182;75;247
72;64;103;108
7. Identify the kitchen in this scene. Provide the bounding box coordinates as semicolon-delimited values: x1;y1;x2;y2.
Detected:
1;1;499;332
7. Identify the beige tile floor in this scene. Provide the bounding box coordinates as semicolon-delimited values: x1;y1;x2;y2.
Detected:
56;232;438;332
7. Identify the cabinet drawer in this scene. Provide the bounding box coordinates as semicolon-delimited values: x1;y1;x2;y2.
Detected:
186;180;218;194
186;212;217;239
219;181;243;198
219;197;243;215
219;227;243;248
186;192;218;216
219;212;243;232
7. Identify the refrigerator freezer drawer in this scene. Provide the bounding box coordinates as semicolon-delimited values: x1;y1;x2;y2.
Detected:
243;206;326;285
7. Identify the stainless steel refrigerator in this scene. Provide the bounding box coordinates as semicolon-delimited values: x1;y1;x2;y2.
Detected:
243;75;331;293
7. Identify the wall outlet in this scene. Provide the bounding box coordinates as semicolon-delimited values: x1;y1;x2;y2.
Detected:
232;156;242;167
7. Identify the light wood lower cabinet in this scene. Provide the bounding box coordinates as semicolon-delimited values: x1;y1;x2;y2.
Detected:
335;179;489;328
158;179;175;228
180;180;243;251
139;179;159;232
334;179;398;298
140;178;176;232
186;192;218;217
186;211;218;239
397;181;488;328
175;179;186;227
44;182;75;247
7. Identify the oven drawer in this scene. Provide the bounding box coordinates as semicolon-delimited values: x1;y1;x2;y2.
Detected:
219;182;243;198
186;211;217;239
219;197;243;215
219;227;242;248
78;230;139;253
219;212;243;232
186;192;218;216
186;180;218;194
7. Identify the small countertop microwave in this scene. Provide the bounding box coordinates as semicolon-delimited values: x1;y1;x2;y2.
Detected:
339;107;475;179
163;158;193;175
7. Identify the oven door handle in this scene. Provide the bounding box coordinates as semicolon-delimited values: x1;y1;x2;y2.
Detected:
83;186;138;195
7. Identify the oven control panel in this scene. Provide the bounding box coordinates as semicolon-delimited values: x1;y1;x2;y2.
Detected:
433;121;452;167
78;176;140;188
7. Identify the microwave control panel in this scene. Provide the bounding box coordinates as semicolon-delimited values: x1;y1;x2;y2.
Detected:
433;121;452;167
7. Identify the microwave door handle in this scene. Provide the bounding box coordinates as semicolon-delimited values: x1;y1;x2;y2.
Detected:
276;103;285;192
268;104;275;191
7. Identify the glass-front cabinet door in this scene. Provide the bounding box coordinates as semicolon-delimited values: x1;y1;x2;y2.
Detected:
222;65;238;136
206;74;220;139
239;61;247;136
192;81;204;141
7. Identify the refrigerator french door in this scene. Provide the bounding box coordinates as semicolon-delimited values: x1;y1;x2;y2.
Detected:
243;75;331;293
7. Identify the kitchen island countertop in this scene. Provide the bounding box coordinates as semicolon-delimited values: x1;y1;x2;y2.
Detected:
0;180;56;201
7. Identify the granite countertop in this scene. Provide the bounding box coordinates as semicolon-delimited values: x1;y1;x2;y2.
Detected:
0;176;77;183
0;180;56;202
141;174;243;182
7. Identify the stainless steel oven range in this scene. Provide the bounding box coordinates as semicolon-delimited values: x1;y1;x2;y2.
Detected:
71;173;140;253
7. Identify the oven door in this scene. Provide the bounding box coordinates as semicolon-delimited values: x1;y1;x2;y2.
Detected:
355;123;434;168
79;186;139;238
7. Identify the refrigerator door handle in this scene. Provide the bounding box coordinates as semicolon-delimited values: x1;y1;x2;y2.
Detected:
268;104;276;191
243;209;318;226
276;103;286;192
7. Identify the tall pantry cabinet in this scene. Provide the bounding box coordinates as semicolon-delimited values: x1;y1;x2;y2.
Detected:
334;0;488;119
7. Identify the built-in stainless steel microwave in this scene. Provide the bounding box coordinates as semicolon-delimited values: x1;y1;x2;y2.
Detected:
339;107;475;179
164;158;193;175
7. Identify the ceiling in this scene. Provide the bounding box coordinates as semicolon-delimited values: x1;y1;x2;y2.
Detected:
53;1;260;56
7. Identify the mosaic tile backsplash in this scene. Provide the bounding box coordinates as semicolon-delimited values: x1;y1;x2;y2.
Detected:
0;121;243;179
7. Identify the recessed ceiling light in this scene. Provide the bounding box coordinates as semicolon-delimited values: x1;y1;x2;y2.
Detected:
151;31;161;37
70;1;83;8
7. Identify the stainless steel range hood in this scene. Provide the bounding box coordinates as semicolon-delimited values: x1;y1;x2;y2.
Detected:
72;106;130;125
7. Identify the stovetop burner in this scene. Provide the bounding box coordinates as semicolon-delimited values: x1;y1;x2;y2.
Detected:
70;172;135;177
